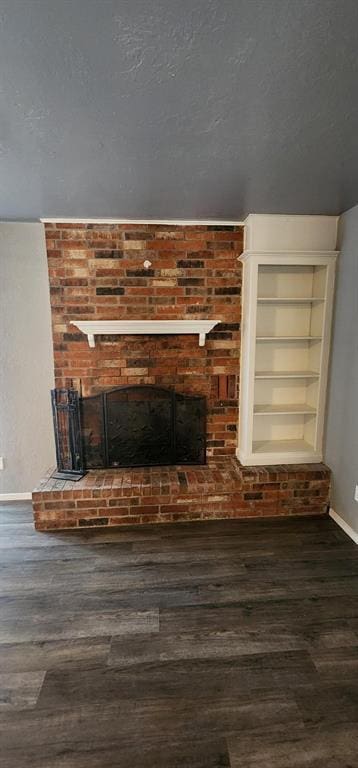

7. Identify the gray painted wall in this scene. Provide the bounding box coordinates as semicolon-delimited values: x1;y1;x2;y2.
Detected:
0;0;358;219
0;223;55;494
325;205;358;534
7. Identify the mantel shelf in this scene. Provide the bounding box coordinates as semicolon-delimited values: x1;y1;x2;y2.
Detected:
70;319;221;348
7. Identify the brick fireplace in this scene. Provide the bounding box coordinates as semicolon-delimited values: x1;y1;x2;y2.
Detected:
46;222;242;453
32;222;330;530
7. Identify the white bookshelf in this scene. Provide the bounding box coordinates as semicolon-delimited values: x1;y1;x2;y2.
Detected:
238;215;338;466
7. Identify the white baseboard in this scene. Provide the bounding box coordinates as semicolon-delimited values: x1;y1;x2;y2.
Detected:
0;492;32;502
329;508;358;545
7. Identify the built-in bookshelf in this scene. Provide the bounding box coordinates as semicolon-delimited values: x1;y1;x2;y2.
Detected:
238;216;337;466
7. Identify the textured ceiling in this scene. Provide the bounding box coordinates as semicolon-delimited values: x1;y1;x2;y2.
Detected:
0;0;358;220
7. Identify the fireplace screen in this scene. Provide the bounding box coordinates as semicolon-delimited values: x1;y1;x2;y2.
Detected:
52;385;206;472
51;388;84;478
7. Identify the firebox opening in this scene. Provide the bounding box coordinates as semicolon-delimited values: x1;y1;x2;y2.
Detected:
52;385;206;473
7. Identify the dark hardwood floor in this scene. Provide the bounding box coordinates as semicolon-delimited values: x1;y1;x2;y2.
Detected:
1;502;358;767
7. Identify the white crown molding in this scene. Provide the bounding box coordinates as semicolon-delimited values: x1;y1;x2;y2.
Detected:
0;492;32;501
70;319;221;348
40;217;245;226
329;508;358;545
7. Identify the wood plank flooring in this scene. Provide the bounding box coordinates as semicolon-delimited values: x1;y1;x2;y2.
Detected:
0;502;358;767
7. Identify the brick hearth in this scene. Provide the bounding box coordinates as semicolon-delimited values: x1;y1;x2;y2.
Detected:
33;459;330;531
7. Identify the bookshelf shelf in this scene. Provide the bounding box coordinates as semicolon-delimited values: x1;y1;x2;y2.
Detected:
256;336;322;341
257;297;325;304
254;404;316;415
254;370;319;379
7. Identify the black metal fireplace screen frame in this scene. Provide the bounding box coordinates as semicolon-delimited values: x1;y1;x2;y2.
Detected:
51;385;206;477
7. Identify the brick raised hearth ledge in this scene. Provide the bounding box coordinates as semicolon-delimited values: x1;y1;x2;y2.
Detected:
33;459;330;531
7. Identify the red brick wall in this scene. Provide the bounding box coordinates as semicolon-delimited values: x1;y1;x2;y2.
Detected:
45;223;243;457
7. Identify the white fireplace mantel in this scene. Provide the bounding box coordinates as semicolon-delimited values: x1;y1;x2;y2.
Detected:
70;320;221;348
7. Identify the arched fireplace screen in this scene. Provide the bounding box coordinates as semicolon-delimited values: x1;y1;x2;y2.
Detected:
51;385;206;473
